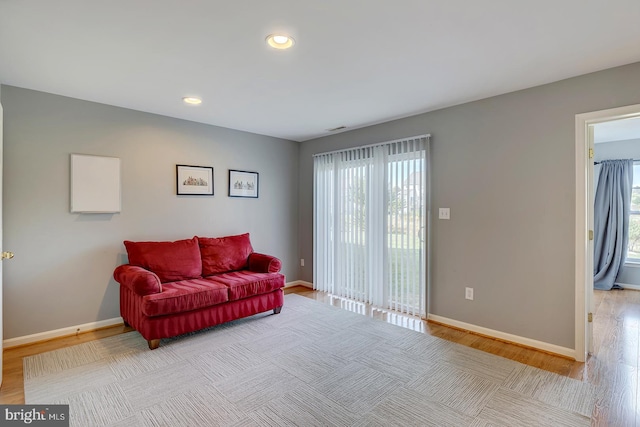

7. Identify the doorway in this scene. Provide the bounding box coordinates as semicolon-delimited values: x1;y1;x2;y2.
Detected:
575;104;640;362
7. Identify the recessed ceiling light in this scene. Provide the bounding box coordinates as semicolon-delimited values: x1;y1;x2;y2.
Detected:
183;96;202;105
266;34;295;50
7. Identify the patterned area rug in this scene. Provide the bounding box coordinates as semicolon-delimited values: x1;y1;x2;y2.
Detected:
24;294;594;426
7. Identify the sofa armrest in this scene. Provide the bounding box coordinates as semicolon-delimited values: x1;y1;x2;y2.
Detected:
114;265;162;296
248;253;282;273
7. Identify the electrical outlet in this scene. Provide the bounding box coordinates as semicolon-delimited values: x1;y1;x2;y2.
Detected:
465;287;474;300
439;208;450;220
300;259;305;267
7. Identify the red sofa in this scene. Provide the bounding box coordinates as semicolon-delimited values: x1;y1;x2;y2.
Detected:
113;233;285;349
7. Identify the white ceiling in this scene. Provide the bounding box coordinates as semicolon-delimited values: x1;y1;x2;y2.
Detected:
1;1;640;142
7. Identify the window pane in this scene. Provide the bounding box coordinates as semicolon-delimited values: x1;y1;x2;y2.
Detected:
629;164;640;260
629;214;640;260
631;164;640;212
633;187;640;212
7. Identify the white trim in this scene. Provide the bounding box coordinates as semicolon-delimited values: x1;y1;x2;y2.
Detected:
575;103;640;363
624;261;640;268
3;317;124;348
428;314;576;359
3;283;314;348
285;280;313;289
575;113;588;363
618;283;640;291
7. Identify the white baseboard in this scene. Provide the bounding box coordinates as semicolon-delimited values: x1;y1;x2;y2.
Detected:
285;280;313;289
427;314;576;360
4;282;314;348
617;282;640;291
3;317;124;349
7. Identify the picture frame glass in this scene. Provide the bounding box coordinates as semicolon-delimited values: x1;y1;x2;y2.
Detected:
229;170;259;198
177;165;213;195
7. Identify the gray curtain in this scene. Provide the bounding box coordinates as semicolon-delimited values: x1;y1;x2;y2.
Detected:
594;159;634;290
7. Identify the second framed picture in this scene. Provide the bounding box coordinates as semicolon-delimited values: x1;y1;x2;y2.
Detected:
228;169;259;198
176;165;214;195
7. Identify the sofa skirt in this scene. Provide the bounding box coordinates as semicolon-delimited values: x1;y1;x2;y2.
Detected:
120;285;284;341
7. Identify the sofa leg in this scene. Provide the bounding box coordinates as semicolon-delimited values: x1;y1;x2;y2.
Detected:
273;306;282;314
148;339;160;350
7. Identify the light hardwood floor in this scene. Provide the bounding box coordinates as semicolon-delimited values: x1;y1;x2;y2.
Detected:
0;286;637;425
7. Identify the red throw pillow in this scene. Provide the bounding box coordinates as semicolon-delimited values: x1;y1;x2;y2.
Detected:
124;238;202;283
198;233;254;276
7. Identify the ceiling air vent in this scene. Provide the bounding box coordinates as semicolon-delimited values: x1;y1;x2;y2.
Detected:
328;125;347;132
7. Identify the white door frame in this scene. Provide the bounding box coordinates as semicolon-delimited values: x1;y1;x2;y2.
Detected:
575;103;640;362
0;100;3;386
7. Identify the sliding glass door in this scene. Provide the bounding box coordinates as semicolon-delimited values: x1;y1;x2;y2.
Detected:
314;136;429;317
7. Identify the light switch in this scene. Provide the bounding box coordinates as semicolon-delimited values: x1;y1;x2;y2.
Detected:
439;208;450;220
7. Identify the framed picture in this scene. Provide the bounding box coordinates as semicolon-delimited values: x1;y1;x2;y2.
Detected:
228;169;259;198
176;165;214;195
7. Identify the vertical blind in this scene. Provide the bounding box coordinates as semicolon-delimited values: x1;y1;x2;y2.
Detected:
313;135;429;317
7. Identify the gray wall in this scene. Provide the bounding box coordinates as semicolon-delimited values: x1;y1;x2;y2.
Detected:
298;62;640;349
2;85;299;339
595;138;640;161
594;138;640;286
